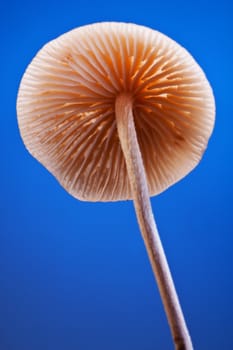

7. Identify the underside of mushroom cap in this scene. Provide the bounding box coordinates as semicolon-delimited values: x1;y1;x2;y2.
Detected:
17;22;215;201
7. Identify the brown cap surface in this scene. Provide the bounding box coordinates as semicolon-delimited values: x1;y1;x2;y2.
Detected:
17;22;215;201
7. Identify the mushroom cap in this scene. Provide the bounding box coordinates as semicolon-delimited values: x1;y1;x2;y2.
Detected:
17;22;215;202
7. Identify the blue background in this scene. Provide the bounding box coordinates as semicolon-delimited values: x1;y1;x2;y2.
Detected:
1;0;232;349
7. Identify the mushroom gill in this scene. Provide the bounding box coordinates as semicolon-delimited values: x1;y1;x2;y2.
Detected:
17;22;215;203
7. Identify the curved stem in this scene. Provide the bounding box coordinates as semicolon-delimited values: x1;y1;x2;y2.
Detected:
115;93;193;350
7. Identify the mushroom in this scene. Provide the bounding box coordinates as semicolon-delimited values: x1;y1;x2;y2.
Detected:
17;22;215;350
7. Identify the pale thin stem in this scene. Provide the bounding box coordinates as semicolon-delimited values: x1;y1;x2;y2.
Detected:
115;93;193;350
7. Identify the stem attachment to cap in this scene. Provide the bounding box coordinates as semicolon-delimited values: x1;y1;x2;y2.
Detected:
115;93;193;350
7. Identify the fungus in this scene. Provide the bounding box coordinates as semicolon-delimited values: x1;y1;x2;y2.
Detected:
17;22;215;350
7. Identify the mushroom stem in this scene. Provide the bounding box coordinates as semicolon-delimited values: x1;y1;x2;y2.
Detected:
115;93;193;350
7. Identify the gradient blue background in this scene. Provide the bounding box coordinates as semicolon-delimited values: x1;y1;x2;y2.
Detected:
1;0;232;349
